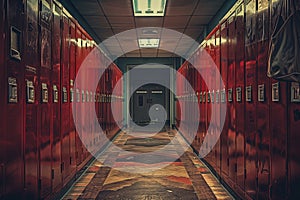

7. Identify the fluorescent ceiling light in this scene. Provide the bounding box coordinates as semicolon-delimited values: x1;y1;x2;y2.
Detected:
138;39;160;48
133;0;167;16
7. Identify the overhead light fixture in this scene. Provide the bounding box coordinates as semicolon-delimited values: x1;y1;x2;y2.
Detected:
133;0;167;16
138;39;160;48
142;28;159;35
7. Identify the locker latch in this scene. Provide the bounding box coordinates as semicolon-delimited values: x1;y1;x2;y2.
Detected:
76;89;80;102
291;82;300;103
221;89;226;103
272;82;280;102
82;90;85;102
258;84;265;102
236;87;242;102
63;87;68;103
70;88;74;102
8;77;18;103
86;91;89;102
228;89;233;102
26;80;35;103
53;85;58;103
246;86;252;102
41;83;48;103
211;91;215;103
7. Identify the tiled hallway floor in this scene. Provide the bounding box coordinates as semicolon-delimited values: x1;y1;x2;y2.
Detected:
63;128;233;200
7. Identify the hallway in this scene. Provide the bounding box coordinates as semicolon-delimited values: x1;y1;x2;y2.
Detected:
63;128;233;200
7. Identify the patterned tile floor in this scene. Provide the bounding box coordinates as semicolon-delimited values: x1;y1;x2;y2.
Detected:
62;128;233;200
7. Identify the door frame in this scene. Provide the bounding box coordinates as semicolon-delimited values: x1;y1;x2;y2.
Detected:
126;64;174;128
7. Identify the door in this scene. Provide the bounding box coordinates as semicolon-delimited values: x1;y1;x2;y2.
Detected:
131;84;166;127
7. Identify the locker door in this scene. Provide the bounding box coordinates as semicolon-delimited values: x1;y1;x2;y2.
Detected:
4;0;25;198
227;13;237;184
51;2;62;192
235;3;245;191
69;20;77;177
209;34;218;171
220;21;229;178
61;12;71;185
24;0;39;198
75;28;83;166
205;42;214;165
269;0;288;199
245;0;258;198
39;0;52;198
256;0;270;199
195;62;202;152
214;29;221;176
288;82;300;198
201;48;207;149
0;0;5;197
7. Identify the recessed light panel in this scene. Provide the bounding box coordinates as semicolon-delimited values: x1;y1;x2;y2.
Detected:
138;39;160;48
133;0;166;16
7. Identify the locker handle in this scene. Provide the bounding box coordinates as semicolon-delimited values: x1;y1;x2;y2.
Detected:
10;48;21;60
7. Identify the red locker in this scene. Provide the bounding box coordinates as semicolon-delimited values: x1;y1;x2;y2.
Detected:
194;60;202;152
24;0;39;198
244;0;258;198
75;27;84;167
205;41;214;165
269;0;288;199
51;2;62;192
69;19;77;177
39;0;52;197
0;0;5;197
220;21;229;178
235;2;246;193
288;82;300;198
269;81;288;199
214;28;222;176
209;33;218;172
61;11;71;185
227;13;237;184
256;0;270;199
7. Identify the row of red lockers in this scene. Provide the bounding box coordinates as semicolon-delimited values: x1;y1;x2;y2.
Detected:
176;0;300;199
0;0;123;199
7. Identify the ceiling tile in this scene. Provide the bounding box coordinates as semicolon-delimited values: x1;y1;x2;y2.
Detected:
94;28;114;41
194;0;226;16
163;16;190;28
166;0;199;16
71;0;104;16
161;28;184;39
135;17;163;28
184;28;204;40
107;17;135;25
125;50;141;57
188;15;213;27
99;0;133;17
113;28;136;35
85;16;110;28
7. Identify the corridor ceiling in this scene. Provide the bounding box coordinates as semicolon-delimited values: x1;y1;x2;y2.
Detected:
60;0;235;58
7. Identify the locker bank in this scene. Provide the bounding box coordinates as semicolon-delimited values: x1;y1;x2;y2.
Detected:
0;0;300;199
